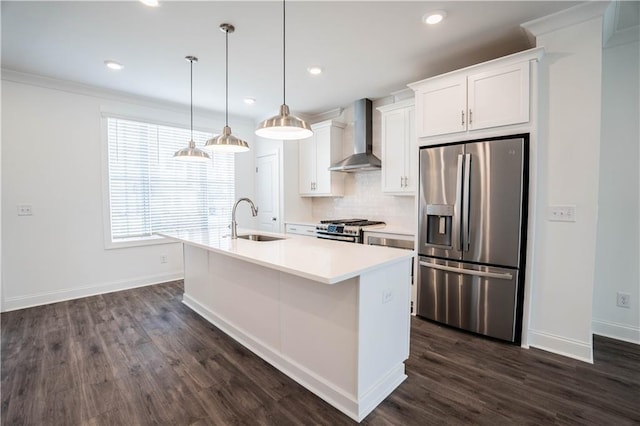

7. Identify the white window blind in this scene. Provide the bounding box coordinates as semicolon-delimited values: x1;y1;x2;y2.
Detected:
106;117;234;242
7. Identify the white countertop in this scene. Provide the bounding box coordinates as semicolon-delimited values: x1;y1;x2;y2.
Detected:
160;228;414;285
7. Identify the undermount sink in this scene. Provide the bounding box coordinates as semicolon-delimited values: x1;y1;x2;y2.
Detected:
237;234;284;242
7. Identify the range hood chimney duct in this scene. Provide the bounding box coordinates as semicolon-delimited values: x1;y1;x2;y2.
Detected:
328;98;381;172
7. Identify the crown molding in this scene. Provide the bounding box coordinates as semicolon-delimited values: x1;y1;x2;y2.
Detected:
1;68;255;128
521;1;611;39
603;0;640;48
307;107;344;124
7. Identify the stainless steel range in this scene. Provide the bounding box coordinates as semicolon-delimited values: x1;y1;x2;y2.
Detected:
316;219;385;243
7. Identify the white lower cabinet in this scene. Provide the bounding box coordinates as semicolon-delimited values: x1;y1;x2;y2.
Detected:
378;99;416;195
298;120;345;197
285;223;317;237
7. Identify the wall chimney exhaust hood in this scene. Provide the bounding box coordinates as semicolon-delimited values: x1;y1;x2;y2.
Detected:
328;98;381;172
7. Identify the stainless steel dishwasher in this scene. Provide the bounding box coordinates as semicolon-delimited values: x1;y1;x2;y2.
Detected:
366;234;416;313
366;236;414;250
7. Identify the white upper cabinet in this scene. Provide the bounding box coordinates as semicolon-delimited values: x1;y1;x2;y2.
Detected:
467;62;530;131
409;48;542;140
378;99;416;195
414;75;466;137
298;120;345;197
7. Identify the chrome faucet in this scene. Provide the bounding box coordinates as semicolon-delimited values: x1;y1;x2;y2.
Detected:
231;197;259;239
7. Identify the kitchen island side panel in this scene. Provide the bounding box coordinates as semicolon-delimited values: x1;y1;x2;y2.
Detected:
357;261;411;397
180;244;412;422
279;273;359;397
183;244;281;350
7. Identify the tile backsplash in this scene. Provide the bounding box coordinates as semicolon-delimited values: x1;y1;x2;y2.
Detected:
312;171;415;226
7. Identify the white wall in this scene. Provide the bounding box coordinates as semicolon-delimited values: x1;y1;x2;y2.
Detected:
526;15;604;362
311;100;415;228
592;38;640;343
1;74;255;311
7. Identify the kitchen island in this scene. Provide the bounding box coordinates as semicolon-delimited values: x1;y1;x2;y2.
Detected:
160;228;414;422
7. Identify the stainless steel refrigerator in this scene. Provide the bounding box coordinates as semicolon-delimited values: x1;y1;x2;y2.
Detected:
417;135;528;343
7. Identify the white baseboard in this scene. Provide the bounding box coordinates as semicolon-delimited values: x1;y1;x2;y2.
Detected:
1;272;183;312
592;319;640;345
528;329;593;363
183;293;406;422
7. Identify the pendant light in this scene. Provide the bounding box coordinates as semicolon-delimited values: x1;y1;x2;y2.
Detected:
174;56;211;162
204;23;249;152
255;0;313;140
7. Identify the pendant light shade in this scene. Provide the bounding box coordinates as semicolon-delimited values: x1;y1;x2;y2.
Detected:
174;139;212;161
255;0;312;140
174;56;211;162
256;104;312;140
204;23;249;153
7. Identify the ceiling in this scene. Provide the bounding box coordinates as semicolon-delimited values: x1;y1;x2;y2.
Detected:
1;1;584;122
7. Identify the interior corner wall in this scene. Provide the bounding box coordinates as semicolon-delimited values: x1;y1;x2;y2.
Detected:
527;17;604;362
1;78;255;312
592;38;640;344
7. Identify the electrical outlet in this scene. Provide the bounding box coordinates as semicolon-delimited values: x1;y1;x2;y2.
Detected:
160;255;168;264
548;205;576;222
616;292;631;308
17;205;33;216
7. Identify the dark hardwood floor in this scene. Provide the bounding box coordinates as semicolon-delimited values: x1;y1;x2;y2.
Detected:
2;281;639;425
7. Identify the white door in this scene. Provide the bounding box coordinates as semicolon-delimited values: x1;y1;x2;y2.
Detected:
256;153;280;232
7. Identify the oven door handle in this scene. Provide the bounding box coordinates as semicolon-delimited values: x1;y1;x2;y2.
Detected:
316;234;358;243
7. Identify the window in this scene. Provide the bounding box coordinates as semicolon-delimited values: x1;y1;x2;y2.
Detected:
105;117;234;246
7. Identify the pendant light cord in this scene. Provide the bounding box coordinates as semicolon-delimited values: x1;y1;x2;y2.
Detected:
282;0;286;105
189;58;194;141
225;28;229;127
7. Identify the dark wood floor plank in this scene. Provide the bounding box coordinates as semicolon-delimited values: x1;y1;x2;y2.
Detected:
2;280;639;426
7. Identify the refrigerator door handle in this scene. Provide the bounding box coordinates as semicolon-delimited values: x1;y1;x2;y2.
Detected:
419;260;513;280
462;153;471;252
454;154;464;252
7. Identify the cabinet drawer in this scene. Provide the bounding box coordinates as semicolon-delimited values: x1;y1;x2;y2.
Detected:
285;223;317;237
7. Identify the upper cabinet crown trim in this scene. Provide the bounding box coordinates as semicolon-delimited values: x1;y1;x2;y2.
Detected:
311;119;346;130
376;98;414;113
407;47;544;89
521;1;610;39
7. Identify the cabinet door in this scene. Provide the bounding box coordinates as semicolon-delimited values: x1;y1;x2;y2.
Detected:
381;108;406;193
313;125;332;195
467;62;529;130
298;137;316;195
404;107;417;193
415;75;466;137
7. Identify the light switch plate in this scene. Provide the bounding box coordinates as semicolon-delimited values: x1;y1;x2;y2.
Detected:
548;205;576;222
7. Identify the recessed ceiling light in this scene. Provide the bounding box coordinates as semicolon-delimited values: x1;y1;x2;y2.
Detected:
307;66;323;76
423;11;447;25
140;0;159;7
104;60;124;70
244;97;256;105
